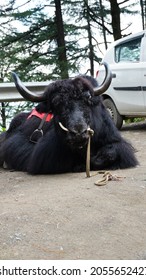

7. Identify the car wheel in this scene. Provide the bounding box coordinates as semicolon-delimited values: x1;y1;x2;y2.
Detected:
103;98;123;129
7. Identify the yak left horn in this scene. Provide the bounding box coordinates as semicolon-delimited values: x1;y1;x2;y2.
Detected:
58;122;69;132
11;72;46;102
93;62;112;96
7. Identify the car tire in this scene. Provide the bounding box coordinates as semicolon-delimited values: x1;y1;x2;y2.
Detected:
103;98;123;129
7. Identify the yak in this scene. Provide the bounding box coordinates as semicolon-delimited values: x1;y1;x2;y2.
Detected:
0;63;138;174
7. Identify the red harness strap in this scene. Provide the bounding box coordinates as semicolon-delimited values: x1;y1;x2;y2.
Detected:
27;109;53;143
27;109;53;122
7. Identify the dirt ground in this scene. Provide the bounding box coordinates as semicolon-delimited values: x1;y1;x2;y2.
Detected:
0;121;146;260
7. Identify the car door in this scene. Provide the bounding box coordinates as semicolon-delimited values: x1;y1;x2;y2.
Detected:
111;35;145;115
141;33;146;109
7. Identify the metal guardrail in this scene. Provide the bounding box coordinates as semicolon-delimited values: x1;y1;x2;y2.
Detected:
0;82;49;102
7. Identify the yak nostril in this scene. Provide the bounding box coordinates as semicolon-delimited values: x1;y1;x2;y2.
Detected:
81;129;88;135
70;129;88;137
69;130;77;136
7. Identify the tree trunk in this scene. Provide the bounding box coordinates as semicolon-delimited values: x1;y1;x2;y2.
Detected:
140;0;146;29
54;0;69;79
109;0;122;40
99;0;108;49
85;0;94;76
0;102;6;129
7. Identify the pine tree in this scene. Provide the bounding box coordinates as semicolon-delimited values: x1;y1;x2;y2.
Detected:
140;0;146;28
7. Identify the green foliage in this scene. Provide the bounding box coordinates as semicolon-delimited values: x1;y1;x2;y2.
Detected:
125;117;146;124
0;100;34;130
0;0;110;82
0;126;6;132
0;0;141;82
0;0;142;127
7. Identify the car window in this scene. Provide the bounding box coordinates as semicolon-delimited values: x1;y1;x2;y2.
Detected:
115;37;141;63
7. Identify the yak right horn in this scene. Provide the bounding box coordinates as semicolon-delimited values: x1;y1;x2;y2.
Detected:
12;72;46;102
93;62;112;96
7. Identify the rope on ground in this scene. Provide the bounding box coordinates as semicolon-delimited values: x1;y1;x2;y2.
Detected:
94;171;125;186
86;132;125;186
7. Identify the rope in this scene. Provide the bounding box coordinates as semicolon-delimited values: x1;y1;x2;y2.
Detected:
85;130;125;185
86;128;94;177
94;171;125;186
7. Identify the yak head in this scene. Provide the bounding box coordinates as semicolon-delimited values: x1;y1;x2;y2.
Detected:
12;63;112;149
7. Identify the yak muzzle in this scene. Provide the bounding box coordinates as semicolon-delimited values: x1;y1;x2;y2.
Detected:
59;122;94;149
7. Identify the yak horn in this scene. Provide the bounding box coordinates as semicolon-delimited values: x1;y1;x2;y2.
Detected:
58;122;69;132
11;72;46;102
93;62;112;96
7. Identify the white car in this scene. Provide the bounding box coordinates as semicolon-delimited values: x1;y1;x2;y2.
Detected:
96;30;146;129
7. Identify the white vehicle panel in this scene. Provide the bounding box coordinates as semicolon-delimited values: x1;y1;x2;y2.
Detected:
97;30;146;120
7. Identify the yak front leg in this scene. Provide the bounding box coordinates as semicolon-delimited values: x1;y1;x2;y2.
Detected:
91;144;118;170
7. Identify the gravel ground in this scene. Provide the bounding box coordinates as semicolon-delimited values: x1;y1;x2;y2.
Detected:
0;121;146;260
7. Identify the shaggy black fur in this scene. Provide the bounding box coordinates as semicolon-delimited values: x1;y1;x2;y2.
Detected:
0;76;138;174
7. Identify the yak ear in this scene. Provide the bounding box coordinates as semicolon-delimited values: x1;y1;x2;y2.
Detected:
35;84;58;113
73;76;95;96
35;100;52;113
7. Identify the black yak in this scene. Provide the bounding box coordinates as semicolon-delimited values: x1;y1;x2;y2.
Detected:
0;63;138;174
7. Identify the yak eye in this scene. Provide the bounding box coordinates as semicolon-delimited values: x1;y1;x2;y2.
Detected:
52;96;60;107
84;91;91;98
